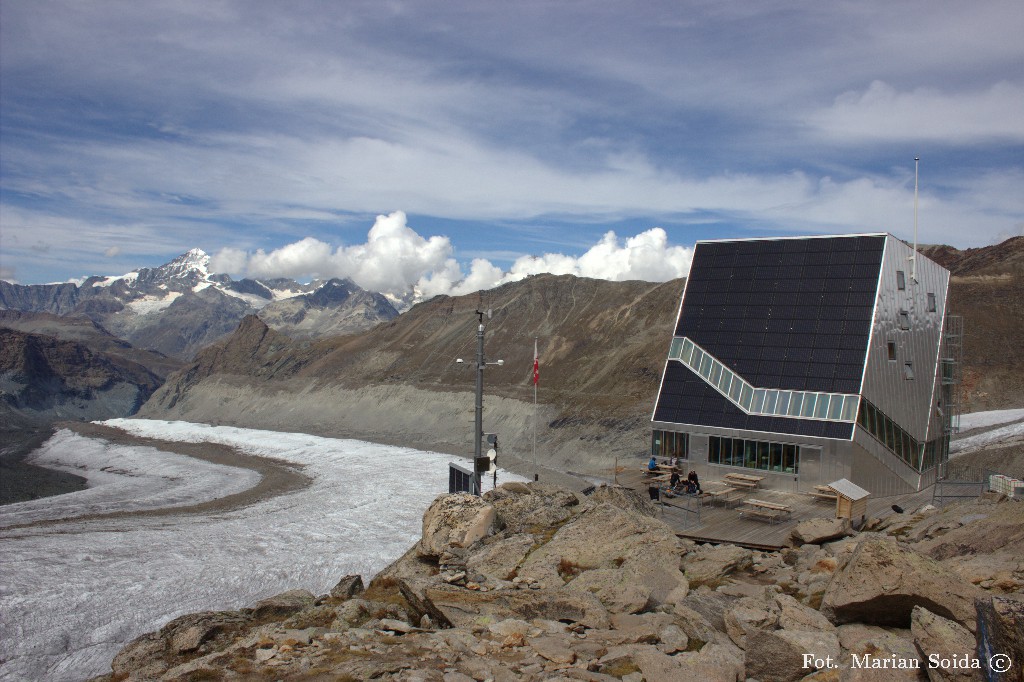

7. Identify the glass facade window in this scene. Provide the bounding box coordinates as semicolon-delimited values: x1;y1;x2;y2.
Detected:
668;336;859;423
708;435;801;474
887;341;896;361
841;395;859;422
651;430;689;460
801;393;817;418
856;398;939;472
927;293;937;312
897;270;906;290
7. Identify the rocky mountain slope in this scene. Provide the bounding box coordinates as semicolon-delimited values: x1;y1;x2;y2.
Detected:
0;249;399;358
140;274;685;472
0;327;163;424
922;236;1024;411
91;482;1024;681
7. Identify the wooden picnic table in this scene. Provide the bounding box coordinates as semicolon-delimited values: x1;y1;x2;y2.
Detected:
809;484;838;501
724;472;765;483
703;486;744;507
738;498;793;524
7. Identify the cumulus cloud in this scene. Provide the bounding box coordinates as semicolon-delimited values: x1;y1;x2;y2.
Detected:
211;213;691;300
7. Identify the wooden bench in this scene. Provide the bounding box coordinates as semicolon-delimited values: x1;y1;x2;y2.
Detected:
808;491;838;502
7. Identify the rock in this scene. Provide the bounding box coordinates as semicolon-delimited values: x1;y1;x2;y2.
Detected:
516;503;688;612
744;628;841;682
110;632;167;680
658;624;689;653
790;517;853;546
976;596;1024;682
485;483;585;535
587;485;659;518
528;635;577;664
836;623;924;681
251;589;316;621
683;544;753;587
819;537;983;631
633;638;744;682
329;574;364;600
680;588;738;633
911;606;981;682
671;604;720;647
723;595;780;649
465;533;535;583
418;493;496;559
422;584;610;630
775;593;835;633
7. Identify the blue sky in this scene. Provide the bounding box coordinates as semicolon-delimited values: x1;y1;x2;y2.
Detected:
1;0;1022;291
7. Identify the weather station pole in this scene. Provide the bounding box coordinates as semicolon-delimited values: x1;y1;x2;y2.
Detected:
473;313;485;495
457;309;502;496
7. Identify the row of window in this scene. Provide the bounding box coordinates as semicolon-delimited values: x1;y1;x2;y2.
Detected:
669;337;860;422
651;430;689;460
895;270;937;311
857;399;929;471
708;436;801;474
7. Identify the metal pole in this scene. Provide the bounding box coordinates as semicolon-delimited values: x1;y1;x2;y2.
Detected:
474;320;484;495
912;156;919;282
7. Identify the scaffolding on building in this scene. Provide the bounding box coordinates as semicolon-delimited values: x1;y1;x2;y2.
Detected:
941;314;964;436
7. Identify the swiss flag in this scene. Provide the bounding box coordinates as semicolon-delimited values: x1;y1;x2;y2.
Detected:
533;338;539;386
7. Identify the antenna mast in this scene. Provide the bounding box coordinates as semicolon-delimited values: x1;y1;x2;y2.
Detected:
912;157;920;282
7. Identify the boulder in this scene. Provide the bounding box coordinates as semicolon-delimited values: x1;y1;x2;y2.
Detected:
775;593;835;633
744;628;841;682
723;595;780;649
820;537;983;631
421;584;610;630
633;637;744;682
587;485;659;518
516;503;688;612
465;533;535;583
683;544;753;587
418;493;496;559
790;517;853;546
836;623;925;681
251;589;316;621
976;596;1024;682
911;606;981;682
329;574;364;600
484;483;584;535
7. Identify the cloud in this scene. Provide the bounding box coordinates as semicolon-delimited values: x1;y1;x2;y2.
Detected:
212;213;692;298
808;80;1024;143
104;246;121;257
0;265;15;282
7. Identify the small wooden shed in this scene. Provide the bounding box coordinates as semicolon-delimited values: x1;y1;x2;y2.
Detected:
826;478;870;521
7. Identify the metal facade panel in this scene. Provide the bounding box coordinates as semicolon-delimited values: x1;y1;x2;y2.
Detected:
859;236;950;441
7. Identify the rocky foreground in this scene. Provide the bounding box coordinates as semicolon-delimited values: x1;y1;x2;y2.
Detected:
92;484;1023;682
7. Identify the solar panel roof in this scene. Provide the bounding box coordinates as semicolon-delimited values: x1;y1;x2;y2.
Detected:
654;234;884;438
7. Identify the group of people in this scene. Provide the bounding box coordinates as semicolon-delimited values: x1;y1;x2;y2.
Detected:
647;456;701;496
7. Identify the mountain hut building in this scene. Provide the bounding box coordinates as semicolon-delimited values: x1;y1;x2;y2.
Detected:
651;233;959;496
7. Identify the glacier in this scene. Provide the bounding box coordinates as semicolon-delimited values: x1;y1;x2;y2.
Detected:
0;420;523;682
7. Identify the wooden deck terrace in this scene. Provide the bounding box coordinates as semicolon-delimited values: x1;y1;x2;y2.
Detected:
617;467;937;550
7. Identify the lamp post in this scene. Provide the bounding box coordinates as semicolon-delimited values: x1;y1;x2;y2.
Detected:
456;309;503;495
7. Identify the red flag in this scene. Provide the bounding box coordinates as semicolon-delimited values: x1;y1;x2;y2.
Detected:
533;339;539;385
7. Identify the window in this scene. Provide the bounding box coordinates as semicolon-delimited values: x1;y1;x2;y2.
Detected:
670;337;686;359
739;384;754;410
827;394;843;420
751;388;766;413
814;393;830;419
651;430;689;459
775;392;790;416
927;293;936;312
898;310;910;330
904;361;915;380
788;392;804;417
841;395;859;422
729;377;743;402
718;368;733;393
897;270;906;290
763;390;779;414
887;341;896;361
709;436;800;474
709;361;723;387
801;393;817;418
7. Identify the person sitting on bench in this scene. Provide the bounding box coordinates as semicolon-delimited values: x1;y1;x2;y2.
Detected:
648;456;658;472
669;471;681;489
687;470;702;493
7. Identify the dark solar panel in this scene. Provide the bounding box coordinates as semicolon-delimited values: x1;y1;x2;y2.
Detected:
652;364;855;439
666;235;882;408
